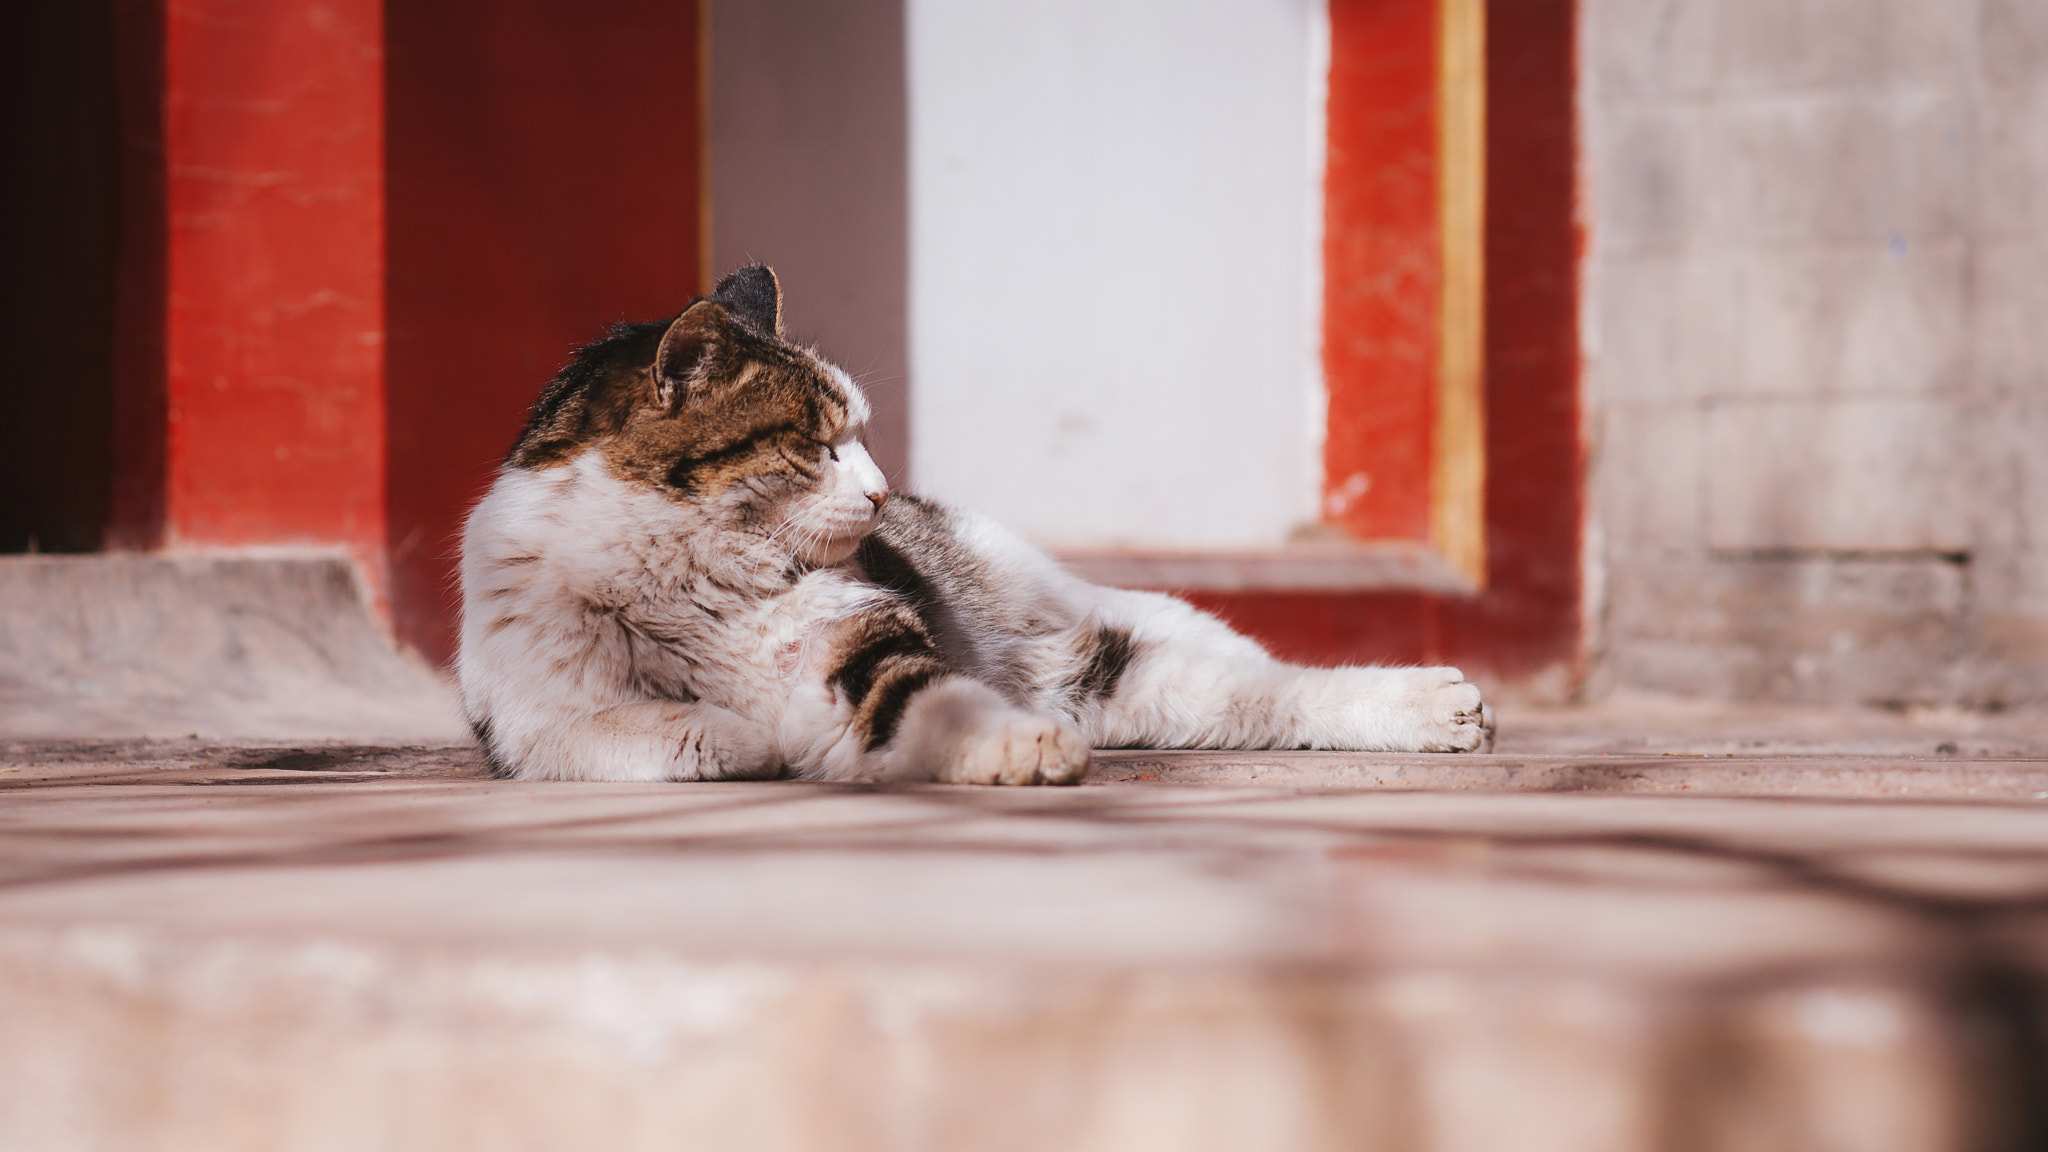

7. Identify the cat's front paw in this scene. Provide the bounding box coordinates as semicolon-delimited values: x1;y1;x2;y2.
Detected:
1392;667;1491;753
942;713;1092;786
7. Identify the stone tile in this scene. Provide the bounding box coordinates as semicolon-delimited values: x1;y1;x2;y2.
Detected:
1581;0;1721;102
1602;551;1765;700
1592;255;1743;404
1966;540;2048;706
1983;0;2048;85
1704;398;1980;551
1606;632;1765;700
1710;0;1972;92
1981;401;2048;588
1605;551;1975;703
1955;614;2048;705
1735;241;1969;399
1973;543;2048;619
1959;396;2044;557
1953;398;2048;654
1590;107;1714;258
2018;404;2048;554
1597;405;1704;549
1970;243;2048;394
1957;390;2048;704
1601;551;1749;679
1980;79;2048;239
1707;92;1970;247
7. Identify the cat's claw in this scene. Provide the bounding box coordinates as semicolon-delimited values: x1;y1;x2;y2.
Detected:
944;714;1092;786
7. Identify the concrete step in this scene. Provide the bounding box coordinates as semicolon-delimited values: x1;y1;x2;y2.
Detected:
10;738;2047;803
5;554;2045;1150
3;742;2045;1151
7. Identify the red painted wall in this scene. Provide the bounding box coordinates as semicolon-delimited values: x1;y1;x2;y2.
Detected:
99;0;701;662
385;0;703;665
1322;0;1438;542
107;0;1566;686
1199;0;1583;688
161;0;387;564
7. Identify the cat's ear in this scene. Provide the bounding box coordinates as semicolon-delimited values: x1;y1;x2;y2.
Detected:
653;300;732;407
711;265;783;339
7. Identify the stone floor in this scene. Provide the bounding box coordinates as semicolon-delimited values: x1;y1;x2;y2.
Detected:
5;699;2048;1151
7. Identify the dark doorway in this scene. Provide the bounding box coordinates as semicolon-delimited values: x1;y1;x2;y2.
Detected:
0;2;122;553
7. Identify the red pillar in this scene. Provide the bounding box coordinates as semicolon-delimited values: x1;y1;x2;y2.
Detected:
1322;0;1438;544
114;0;701;663
1190;0;1583;687
159;0;386;576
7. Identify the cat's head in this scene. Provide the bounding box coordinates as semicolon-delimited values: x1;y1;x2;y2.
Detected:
508;266;889;565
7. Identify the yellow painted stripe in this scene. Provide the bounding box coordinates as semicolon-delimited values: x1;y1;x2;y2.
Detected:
1433;0;1488;588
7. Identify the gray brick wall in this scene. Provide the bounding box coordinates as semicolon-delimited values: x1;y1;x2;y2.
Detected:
1582;0;2048;706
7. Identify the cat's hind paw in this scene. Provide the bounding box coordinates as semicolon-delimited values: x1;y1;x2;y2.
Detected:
1358;666;1489;753
943;713;1092;786
1413;667;1489;753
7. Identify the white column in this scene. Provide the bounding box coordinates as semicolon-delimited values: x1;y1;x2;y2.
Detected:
907;0;1327;549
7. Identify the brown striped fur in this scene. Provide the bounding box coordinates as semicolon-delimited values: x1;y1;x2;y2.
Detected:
506;268;850;514
827;605;953;751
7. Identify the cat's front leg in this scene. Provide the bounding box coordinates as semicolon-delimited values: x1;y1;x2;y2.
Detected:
805;604;1090;785
491;700;783;781
890;679;1092;785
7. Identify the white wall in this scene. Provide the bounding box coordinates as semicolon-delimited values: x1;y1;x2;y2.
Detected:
907;0;1327;549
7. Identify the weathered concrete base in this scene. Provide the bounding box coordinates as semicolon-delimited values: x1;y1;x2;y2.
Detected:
4;733;2046;1151
0;555;466;742
1600;549;2048;709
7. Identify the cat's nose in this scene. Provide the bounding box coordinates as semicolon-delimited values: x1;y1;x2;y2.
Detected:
866;490;888;510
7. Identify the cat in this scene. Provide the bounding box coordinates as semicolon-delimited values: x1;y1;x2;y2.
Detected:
458;266;1492;784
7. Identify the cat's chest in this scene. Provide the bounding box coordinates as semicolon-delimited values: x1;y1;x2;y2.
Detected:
622;568;882;700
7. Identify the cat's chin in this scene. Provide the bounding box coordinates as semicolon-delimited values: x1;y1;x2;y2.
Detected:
803;526;876;567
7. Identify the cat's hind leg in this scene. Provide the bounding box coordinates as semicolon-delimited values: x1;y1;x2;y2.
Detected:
1067;589;1491;753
